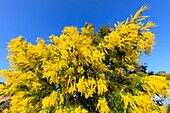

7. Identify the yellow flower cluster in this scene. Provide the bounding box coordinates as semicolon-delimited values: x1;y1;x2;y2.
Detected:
42;91;64;109
53;106;88;113
97;79;108;95
0;5;169;113
96;97;110;113
0;84;4;94
141;76;169;96
77;76;96;98
120;92;167;113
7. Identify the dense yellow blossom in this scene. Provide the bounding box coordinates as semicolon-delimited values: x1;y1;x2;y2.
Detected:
141;76;169;96
120;93;160;113
77;76;97;98
42;91;64;108
53;106;88;113
97;79;108;95
0;5;169;113
96;97;110;113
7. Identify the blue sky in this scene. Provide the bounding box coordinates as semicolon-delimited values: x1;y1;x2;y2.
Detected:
0;0;170;81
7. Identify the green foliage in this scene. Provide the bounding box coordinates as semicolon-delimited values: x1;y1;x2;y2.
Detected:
0;101;10;112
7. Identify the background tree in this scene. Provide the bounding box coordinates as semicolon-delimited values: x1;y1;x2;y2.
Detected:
0;6;169;113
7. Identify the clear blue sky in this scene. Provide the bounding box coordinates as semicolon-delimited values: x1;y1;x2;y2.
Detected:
0;0;170;81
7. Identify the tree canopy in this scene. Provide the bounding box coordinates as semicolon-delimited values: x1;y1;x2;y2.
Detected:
0;6;169;113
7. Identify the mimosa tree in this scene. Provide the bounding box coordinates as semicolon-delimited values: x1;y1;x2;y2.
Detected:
0;6;169;113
